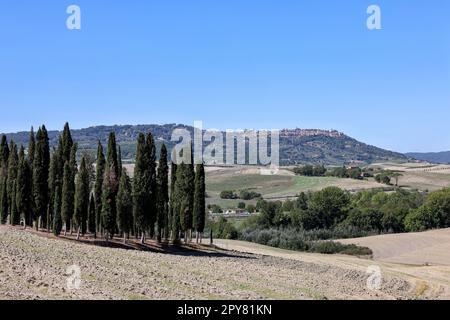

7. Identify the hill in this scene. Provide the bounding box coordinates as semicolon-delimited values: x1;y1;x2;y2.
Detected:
405;151;450;164
2;124;406;165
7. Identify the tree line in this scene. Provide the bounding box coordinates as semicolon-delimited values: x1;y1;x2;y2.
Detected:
0;123;206;244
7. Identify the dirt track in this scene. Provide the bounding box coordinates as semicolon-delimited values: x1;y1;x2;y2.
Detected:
0;226;416;300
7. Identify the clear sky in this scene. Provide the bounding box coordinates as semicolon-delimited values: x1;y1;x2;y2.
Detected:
0;0;449;152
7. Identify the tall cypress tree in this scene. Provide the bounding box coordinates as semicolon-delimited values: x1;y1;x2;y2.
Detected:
62;122;73;164
117;146;122;180
116;169;133;244
193;163;206;243
33;126;50;230
61;162;74;235
0;177;8;224
74;157;90;239
169;149;178;242
176;144;195;243
101;132;119;241
66;144;78;233
174;162;187;243
156;144;169;241
0;134;9;172
16;146;32;227
28;127;35;167
88;193;96;237
186;145;195;241
146;133;157;239
10;181;17;225
133;133;148;243
28;127;36;220
52;185;62;236
47;150;59;232
94;141;105;235
7;141;18;223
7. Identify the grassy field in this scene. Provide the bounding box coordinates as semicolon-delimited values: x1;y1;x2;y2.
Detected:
205;166;383;208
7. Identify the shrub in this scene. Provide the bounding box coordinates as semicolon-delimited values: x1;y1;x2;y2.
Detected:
239;190;261;200
220;190;238;199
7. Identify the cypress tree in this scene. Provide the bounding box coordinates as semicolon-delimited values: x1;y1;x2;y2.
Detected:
117;146;122;180
16;146;32;227
186;146;195;241
156;144;169;241
94;141;105;235
133;133;148;243
169;149;178;242
52;185;62;236
67;144;78;233
176;144;195;243
101;133;119;241
28;127;35;167
116;169;133;243
10;180;17;225
7;141;18;223
146;133;157;239
47;150;59;232
88;193;96;237
107;132;119;179
61;162;74;236
193;163;206;243
62;122;73;164
74;157;90;240
33;126;50;230
174;162;188;242
28;127;35;221
0;134;9;172
0;177;7;224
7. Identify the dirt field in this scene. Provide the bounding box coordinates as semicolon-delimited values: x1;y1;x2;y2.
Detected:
214;238;450;299
0;225;417;300
339;228;450;266
371;162;450;191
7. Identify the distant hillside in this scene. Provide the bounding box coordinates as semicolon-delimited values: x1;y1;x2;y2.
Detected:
405;151;450;164
2;124;406;166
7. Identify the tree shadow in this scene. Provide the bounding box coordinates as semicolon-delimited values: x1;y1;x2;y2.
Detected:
62;234;254;259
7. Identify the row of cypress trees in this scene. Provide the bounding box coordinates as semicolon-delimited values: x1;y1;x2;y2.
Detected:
0;123;206;245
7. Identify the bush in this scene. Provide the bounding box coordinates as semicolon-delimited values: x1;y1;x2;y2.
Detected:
237;202;246;209
293;165;326;177
220;190;238;199
404;206;436;232
207;204;223;213
307;241;372;256
238;227;371;256
212;216;238;239
239;190;261;200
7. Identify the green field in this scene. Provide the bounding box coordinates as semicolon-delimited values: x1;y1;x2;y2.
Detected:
205;167;383;209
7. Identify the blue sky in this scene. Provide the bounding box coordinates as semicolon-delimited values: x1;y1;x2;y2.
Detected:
0;0;449;152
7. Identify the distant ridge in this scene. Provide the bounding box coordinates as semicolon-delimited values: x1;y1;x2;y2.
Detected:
2;124;407;166
405;151;450;164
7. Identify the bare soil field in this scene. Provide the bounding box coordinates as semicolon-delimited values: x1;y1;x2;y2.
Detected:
371;162;450;191
214;238;450;299
339;228;450;266
0;225;416;300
